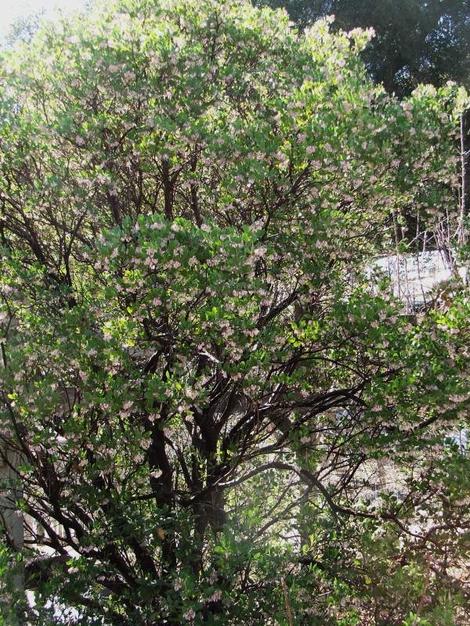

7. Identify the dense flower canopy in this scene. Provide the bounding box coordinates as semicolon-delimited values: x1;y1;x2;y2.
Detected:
0;0;468;624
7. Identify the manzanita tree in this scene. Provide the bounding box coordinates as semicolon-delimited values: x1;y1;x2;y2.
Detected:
0;0;468;624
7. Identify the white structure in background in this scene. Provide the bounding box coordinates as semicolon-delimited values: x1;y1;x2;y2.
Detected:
0;449;24;585
372;249;467;312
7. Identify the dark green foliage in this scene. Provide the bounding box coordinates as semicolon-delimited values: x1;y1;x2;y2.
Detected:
255;0;470;96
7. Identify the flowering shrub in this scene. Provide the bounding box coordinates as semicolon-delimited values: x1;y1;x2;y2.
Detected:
0;0;468;624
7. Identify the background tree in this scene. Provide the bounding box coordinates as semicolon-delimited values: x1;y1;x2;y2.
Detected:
254;0;470;97
0;0;468;624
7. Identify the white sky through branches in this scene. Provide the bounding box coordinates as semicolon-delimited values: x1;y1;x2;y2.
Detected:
0;0;87;41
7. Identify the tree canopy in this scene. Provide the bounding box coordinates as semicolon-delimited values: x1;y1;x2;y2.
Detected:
255;0;470;97
0;0;468;624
